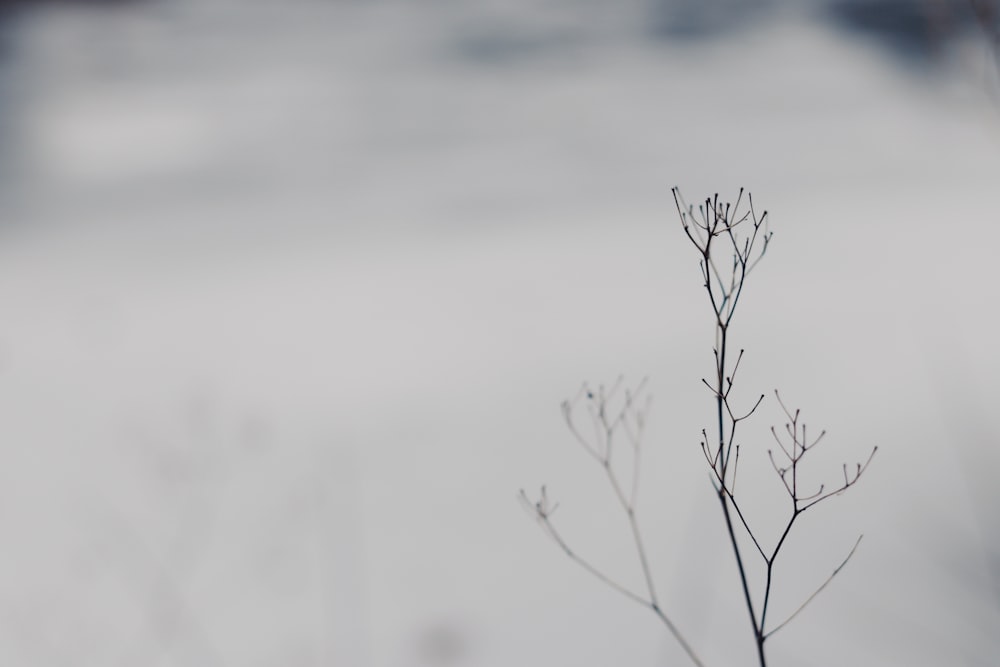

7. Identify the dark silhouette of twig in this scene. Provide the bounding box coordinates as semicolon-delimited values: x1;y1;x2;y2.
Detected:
762;535;863;641
675;188;875;666
522;188;875;667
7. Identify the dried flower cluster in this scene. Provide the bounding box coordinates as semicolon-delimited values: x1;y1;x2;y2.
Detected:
522;189;875;667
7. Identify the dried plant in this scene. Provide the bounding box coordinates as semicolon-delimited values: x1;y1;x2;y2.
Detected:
521;189;876;667
520;378;703;666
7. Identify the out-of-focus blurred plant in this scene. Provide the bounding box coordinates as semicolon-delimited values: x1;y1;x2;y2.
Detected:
521;190;876;667
971;0;1000;58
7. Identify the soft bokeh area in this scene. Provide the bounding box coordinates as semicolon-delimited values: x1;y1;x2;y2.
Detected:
0;1;998;665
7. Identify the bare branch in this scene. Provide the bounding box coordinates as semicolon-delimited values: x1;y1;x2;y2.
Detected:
770;425;794;462
525;379;707;666
528;500;648;607
702;377;721;397
527;188;871;667
768;449;795;499
562;401;603;463
721;484;768;562
732;393;766;422
764;535;864;640
799;446;878;512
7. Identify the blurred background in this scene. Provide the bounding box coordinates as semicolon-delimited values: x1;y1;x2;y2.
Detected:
0;0;998;665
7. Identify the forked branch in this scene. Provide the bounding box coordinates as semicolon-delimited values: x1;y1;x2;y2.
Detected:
523;188;873;667
675;188;874;666
521;380;704;667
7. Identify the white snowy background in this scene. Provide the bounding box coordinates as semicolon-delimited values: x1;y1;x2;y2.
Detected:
0;1;998;665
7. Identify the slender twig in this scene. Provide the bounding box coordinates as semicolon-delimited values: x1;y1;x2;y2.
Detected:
520;490;706;667
520;378;705;667
525;188;872;667
675;188;872;666
520;493;647;606
763;535;864;640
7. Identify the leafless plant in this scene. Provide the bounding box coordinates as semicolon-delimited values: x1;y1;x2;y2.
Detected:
521;189;876;667
675;188;877;665
520;378;704;667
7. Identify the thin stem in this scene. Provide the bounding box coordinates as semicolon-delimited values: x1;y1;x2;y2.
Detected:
760;512;800;633
522;490;706;667
721;485;767;562
764;535;864;640
522;375;706;667
628;508;659;606
719;490;765;664
542;517;649;607
651;604;707;667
